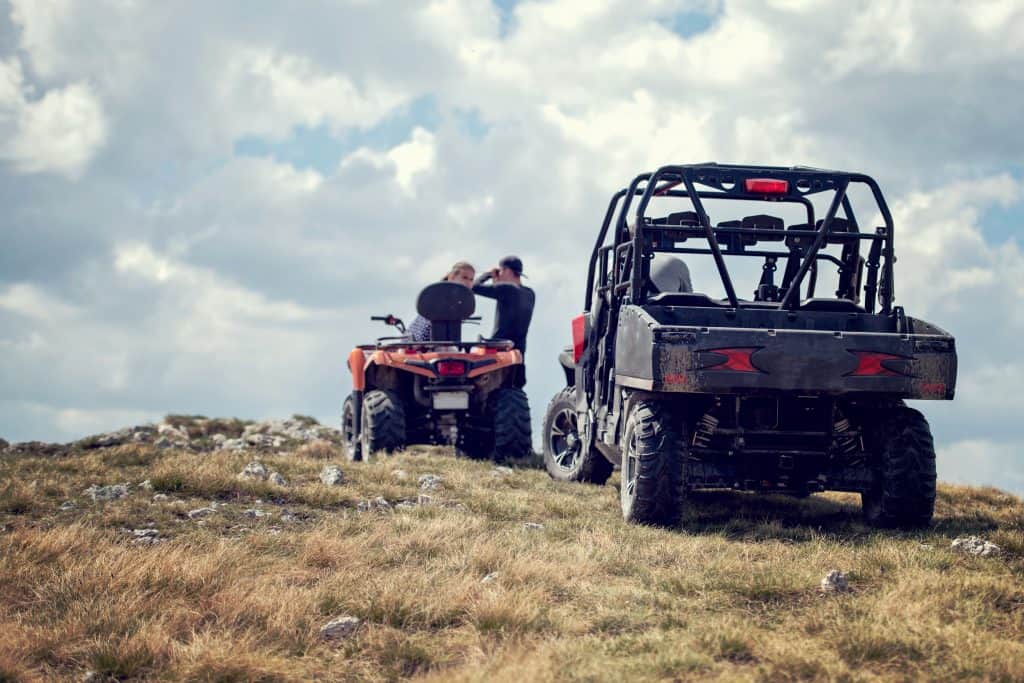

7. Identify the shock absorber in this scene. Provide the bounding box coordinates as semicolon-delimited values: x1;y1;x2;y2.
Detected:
833;417;860;454
692;411;719;449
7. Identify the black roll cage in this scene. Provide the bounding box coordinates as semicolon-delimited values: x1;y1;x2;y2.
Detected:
584;163;896;314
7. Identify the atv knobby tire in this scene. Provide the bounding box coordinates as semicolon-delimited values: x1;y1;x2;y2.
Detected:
861;406;936;529
342;394;361;461
543;387;613;484
620;400;686;526
361;389;406;456
492;387;532;461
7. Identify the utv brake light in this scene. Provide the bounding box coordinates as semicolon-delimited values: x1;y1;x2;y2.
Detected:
436;360;467;376
744;178;789;195
571;314;587;363
848;351;908;377
706;348;759;373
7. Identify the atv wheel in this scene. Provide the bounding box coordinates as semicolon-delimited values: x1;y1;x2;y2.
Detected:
620;400;686;526
543;387;613;484
492;387;532;461
861;406;936;529
360;389;406;456
342;394;361;461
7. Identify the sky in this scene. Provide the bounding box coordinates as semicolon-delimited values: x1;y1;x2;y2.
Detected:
0;0;1022;493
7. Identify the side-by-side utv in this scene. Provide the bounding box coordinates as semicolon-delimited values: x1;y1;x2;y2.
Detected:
543;163;957;528
344;282;531;461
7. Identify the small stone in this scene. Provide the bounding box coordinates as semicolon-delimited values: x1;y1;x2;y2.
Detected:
188;507;216;519
237;461;269;481
418;474;443;491
132;528;159;538
320;465;345;487
395;501;417;510
491;466;514;477
59;500;75;511
84;484;129;502
243;508;271;518
222;438;247;451
523;522;544;531
139;479;153;491
481;572;499;584
391;469;408;480
152;493;170;502
319;615;361;640
158;423;190;441
269;472;288;486
951;536;1001;557
153;436;174;450
280;510;299;523
211;433;227;445
357;496;392;512
416;494;433;505
820;570;849;593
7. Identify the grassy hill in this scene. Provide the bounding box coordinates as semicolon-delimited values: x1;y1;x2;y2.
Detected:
1;426;1022;681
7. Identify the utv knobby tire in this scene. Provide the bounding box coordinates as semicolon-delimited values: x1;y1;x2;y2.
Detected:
492;387;532;461
361;389;406;456
543;387;613;485
342;394;361;462
861;406;936;529
620;400;686;526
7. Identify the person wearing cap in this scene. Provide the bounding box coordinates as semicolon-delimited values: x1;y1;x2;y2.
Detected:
473;255;535;387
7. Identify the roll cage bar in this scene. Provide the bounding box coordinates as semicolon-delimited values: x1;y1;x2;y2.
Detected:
585;163;896;314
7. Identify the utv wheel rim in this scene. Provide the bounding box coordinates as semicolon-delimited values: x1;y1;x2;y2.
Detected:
549;407;581;471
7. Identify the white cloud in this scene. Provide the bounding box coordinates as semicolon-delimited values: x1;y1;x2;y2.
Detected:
0;56;107;177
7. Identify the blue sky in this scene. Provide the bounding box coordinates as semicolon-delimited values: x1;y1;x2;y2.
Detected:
1;0;1022;494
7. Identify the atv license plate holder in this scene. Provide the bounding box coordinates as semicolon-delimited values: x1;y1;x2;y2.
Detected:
432;391;469;410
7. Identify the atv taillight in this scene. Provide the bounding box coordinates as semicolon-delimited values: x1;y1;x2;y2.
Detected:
848;351;908;377
572;314;587;363
744;178;788;194
436;360;467;376
705;348;760;373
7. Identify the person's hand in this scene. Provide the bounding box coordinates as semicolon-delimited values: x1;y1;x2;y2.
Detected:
490;267;500;281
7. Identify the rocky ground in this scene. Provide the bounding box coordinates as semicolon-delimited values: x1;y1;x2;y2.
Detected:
1;416;1023;681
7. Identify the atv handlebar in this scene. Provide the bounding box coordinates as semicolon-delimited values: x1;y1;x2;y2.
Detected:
371;315;406;334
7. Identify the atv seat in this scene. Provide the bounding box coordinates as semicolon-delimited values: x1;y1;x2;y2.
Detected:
416;281;475;343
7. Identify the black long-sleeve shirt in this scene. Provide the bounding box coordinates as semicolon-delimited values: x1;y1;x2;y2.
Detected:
473;277;535;354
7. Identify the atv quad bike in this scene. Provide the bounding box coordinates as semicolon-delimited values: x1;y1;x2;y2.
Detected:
344;281;531;461
543;163;957;528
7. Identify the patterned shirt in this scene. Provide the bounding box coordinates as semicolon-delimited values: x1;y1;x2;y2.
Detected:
408;315;432;342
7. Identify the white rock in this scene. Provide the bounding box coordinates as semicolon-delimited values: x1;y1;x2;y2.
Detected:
211;433;227;445
319;615;361;640
59;501;75;511
152;494;170;502
280;510;300;523
243;508;271;518
481;572;499;584
391;469;408;480
418;474;443;491
269;471;288;486
188;507;216;519
237;462;269;481
523;522;545;531
158;423;190;441
416;494;433;506
320;465;345;487
951;536;1002;557
139;479;153;491
357;496;392;512
221;438;247;451
820;570;849;593
84;484;129;502
491;466;515;477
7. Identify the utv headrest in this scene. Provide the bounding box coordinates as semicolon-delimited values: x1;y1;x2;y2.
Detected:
650;211;705;244
815;217;857;244
742;214;784;242
416;282;475;322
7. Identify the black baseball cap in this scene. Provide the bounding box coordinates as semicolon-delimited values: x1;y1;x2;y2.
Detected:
499;255;525;276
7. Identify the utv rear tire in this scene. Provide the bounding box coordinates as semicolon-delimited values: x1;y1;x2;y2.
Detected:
543;387;613;485
492;387;532;461
361;389;406;456
342;394;361;462
620;400;686;526
861;406;936;529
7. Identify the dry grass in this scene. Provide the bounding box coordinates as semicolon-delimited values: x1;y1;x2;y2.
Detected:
1;442;1022;682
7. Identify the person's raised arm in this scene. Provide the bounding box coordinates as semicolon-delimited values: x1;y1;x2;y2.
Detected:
473;268;498;298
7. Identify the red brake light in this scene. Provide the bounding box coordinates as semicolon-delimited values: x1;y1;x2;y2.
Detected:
744;178;789;195
848;351;907;377
571;314;587;363
706;348;759;373
436;360;467;376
